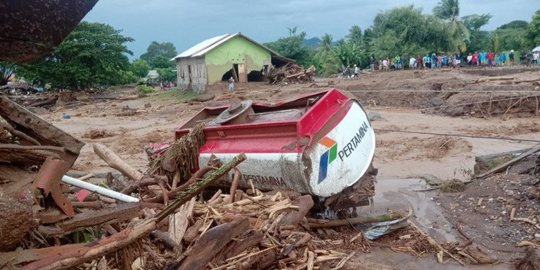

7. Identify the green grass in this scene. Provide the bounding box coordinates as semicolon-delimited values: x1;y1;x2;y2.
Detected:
137;84;155;94
159;87;198;102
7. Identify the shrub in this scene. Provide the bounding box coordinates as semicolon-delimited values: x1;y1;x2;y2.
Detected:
137;84;155;94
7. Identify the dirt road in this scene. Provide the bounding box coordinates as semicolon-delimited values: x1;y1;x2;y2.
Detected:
42;66;540;269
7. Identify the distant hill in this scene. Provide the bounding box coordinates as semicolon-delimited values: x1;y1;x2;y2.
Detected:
303;37;321;47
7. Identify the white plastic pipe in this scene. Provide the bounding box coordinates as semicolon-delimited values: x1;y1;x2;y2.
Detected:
62;175;140;203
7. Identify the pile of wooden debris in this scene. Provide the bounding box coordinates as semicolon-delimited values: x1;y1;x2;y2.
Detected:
0;96;503;269
267;64;316;84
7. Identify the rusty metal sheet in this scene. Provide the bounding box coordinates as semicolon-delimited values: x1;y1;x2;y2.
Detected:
33;157;74;216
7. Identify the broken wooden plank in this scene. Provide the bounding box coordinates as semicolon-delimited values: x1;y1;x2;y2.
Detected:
0;97;84;163
169;197;196;245
220;230;264;260
20;219;157;270
39;203;142;236
278;195;314;227
154;153;247;222
178;217;250;270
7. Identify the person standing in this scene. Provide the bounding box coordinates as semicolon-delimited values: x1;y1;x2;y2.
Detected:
487;51;494;66
455;53;461;68
423;54;430;69
228;76;235;92
382;58;389;71
409;56;416;69
509;50;515;65
500;52;507;65
472;52;478;66
353;64;360;78
369;55;375;71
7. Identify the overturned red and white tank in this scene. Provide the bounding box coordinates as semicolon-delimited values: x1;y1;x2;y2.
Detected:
175;89;376;207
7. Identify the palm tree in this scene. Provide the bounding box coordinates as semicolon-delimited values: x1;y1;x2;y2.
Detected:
315;34;340;76
433;0;470;52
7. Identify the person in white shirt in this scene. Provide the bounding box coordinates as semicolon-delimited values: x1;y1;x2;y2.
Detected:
353;65;360;78
409;57;416;69
382;58;389;71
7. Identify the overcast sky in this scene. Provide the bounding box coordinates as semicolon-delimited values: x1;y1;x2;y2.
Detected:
83;0;539;59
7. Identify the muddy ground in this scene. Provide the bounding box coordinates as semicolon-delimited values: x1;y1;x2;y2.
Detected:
40;66;540;269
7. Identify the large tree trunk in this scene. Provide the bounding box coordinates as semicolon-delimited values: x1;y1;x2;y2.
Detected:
0;190;35;251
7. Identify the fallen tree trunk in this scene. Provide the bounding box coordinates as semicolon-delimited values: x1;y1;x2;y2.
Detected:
93;143;144;181
0;191;35;252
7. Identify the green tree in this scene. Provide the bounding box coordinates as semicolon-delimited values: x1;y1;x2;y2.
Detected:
494;20;529;51
156;68;176;82
347;25;363;47
314;34;340;76
17;22;134;88
462;14;491;53
491;32;502;53
0;61;15;86
527;10;540;46
462;14;491;31
433;0;470;52
367;6;450;58
140;41;177;68
265;28;312;66
370;31;400;59
334;40;362;68
499;20;529;30
131;58;150;78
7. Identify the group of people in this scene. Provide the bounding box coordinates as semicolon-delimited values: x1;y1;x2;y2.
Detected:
340;49;538;78
342;64;361;79
465;50;514;66
159;80;174;90
369;49;532;72
372;53;462;71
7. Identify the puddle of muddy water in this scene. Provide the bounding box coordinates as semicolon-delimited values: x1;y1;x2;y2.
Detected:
358;176;457;242
353;177;515;270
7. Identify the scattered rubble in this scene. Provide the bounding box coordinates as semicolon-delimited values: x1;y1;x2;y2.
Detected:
267;63;316;84
0;91;502;269
437;145;540;264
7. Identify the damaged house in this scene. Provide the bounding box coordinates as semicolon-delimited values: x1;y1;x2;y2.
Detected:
172;32;292;93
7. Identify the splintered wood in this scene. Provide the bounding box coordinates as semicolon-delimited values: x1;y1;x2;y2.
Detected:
267;63;316;84
178;191;351;269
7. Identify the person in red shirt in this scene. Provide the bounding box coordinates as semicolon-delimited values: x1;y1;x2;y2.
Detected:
487;52;494;66
471;52;478;66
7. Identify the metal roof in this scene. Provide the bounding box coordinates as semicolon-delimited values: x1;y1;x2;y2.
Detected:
171;32;291;61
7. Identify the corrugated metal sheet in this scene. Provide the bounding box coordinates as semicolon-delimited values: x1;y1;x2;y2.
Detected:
171;32;291;61
171;34;230;60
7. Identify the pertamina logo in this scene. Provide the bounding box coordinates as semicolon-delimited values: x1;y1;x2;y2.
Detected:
318;137;337;183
